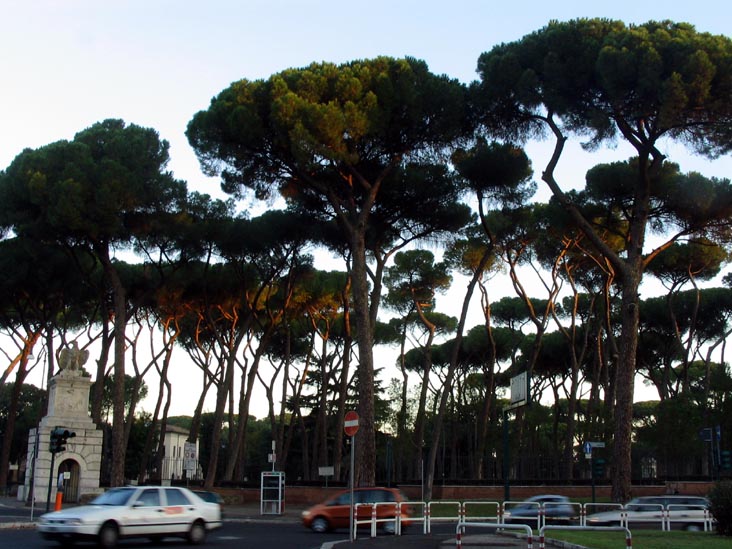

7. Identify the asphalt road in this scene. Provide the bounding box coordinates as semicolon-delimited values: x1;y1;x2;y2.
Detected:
0;496;552;548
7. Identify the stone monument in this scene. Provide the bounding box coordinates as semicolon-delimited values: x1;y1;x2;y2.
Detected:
23;343;103;505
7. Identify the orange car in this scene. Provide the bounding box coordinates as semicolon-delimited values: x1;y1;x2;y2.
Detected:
302;487;411;534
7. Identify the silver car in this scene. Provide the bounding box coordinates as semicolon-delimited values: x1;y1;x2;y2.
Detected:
37;485;222;548
503;495;578;525
586;495;710;531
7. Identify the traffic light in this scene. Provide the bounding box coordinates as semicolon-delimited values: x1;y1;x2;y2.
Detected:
593;458;606;478
50;428;76;454
722;450;732;471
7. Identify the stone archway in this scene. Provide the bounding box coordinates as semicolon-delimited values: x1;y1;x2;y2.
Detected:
58;459;81;503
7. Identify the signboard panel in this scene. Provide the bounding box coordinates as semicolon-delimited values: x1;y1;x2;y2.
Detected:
183;442;197;472
510;372;528;406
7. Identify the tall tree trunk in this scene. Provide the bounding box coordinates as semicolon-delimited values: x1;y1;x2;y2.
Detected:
475;283;496;480
412;326;435;477
226;351;265;481
351;236;376;486
612;278;641;501
153;378;172;481
332;276;352;481
276;327;291;466
203;354;234;489
189;371;213;445
315;337;329;476
90;302;112;425
98;247;128;487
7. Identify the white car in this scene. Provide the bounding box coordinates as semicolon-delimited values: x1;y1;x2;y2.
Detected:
586;495;710;531
37;485;222;548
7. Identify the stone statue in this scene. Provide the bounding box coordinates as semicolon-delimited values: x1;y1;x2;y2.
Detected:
58;341;90;373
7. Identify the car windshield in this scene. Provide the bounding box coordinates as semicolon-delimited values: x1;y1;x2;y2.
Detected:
91;487;137;506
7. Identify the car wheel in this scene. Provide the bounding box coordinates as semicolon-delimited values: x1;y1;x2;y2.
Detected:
684;523;703;532
187;520;207;545
311;516;330;533
98;521;119;549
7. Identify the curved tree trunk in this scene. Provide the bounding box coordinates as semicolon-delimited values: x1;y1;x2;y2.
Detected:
97;246;128;488
332;275;352;481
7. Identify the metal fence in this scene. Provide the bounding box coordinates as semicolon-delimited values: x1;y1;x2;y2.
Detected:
350;498;714;542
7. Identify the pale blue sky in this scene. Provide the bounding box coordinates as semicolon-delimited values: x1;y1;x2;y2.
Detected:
2;1;730;197
3;1;730;415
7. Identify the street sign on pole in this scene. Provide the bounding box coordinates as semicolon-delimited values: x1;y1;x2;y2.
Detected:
344;411;359;437
183;442;197;474
583;441;592;459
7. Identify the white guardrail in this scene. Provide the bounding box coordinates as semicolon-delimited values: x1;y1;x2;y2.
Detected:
351;498;713;545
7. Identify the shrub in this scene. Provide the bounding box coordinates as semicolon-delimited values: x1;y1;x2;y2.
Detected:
709;480;732;536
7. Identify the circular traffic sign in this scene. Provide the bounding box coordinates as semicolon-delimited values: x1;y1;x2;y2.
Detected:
344;410;359;437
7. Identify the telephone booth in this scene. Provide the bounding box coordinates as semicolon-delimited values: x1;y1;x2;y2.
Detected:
260;471;285;515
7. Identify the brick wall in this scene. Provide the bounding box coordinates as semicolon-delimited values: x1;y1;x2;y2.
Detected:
213;481;714;506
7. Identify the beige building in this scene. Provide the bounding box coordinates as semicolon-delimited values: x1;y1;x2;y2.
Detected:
160;424;200;481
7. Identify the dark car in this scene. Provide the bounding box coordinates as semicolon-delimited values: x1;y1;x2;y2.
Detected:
503;495;577;525
302;487;411;534
193;490;224;517
193;490;224;505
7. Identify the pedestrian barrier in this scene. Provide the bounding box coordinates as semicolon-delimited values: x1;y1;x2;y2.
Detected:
425;500;462;534
625;502;664;530
462;500;501;523
544;501;582;527
503;500;541;529
352;502;402;539
351;498;713;541
404;500;428;534
539;525;632;549
664;504;711;531
455;521;534;549
582;502;623;527
352;502;371;539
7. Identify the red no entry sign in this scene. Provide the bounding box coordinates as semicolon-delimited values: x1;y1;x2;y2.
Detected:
344;410;359;437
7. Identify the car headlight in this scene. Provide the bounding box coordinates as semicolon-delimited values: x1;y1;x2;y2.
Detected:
301;510;310;518
66;518;83;525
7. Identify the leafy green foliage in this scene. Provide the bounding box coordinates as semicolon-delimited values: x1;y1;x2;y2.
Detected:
477;19;732;154
90;374;148;423
709;480;732;536
0;383;44;464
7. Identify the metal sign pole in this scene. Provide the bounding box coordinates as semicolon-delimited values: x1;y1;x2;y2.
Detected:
583;442;594;503
349;435;355;542
503;408;510;502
